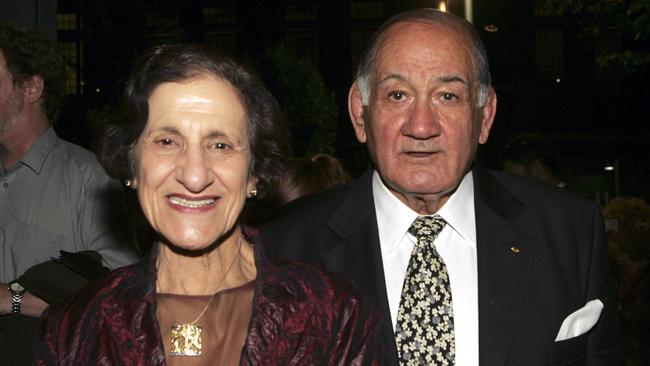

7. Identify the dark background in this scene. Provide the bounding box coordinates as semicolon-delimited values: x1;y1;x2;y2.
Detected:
2;0;649;204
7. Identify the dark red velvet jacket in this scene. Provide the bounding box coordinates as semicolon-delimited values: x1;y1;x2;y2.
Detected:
36;243;384;365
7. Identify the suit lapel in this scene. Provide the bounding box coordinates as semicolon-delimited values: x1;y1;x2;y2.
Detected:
318;171;388;306
473;168;533;365
317;170;399;363
316;168;533;365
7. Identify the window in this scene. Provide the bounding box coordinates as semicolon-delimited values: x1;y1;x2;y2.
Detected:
350;1;383;20
534;0;560;17
58;41;82;95
203;5;236;24
285;2;318;22
57;13;77;31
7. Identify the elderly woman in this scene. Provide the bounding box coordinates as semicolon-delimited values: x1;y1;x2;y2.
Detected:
36;44;382;365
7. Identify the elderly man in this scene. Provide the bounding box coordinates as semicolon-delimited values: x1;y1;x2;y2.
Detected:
260;8;622;365
0;24;137;365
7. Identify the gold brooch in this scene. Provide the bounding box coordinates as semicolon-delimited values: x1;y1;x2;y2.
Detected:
170;323;203;356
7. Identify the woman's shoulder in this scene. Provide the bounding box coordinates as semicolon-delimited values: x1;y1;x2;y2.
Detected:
259;256;366;309
244;255;385;364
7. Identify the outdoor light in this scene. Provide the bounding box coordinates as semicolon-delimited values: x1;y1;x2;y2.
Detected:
438;1;447;12
484;24;498;32
95;88;101;93
604;165;615;171
556;78;561;83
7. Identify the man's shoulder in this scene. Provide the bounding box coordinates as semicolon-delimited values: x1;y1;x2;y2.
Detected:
480;168;599;213
46;138;119;193
53;138;105;172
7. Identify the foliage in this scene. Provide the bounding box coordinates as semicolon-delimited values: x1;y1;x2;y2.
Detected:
255;46;338;156
544;0;650;75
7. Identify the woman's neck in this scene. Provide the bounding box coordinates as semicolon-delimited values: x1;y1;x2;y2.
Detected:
155;229;256;295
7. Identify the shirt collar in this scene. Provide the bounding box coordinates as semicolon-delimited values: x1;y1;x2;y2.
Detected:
18;127;57;175
437;172;476;244
373;170;476;254
373;171;419;255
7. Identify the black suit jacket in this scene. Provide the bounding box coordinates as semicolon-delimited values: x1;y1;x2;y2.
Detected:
259;168;623;365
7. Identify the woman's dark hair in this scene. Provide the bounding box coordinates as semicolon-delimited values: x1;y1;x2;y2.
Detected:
99;43;288;199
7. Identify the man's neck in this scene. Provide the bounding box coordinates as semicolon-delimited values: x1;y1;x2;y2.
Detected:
0;114;49;171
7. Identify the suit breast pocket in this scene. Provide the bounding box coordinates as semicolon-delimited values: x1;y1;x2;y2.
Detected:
548;333;586;366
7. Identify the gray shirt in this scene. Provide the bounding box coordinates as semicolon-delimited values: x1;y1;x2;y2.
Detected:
0;128;137;282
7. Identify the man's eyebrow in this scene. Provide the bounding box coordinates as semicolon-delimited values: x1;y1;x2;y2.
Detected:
150;126;179;135
205;130;228;139
376;74;469;86
438;75;468;85
376;74;407;85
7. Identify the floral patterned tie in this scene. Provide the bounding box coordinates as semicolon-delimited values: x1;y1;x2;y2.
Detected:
395;215;455;365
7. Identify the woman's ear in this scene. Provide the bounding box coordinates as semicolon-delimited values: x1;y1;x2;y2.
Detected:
126;178;138;189
247;176;259;198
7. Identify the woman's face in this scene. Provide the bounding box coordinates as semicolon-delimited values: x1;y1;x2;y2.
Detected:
132;74;256;251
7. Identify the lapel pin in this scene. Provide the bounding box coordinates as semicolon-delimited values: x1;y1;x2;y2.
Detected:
510;246;521;253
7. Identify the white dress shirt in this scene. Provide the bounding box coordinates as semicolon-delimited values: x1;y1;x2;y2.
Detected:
373;171;479;366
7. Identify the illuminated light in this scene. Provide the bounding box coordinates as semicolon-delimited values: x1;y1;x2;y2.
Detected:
95;88;101;93
604;166;615;171
484;24;498;32
556;78;561;83
438;1;447;12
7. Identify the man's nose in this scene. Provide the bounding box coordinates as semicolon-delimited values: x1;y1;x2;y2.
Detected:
402;98;442;139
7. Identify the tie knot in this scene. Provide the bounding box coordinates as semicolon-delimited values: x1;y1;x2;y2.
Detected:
408;215;447;240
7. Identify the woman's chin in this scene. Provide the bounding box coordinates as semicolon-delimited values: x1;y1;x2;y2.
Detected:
157;225;239;256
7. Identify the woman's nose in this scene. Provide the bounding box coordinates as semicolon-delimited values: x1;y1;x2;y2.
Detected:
176;147;214;193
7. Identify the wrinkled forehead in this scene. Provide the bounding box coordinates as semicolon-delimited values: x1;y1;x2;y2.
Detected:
372;20;478;80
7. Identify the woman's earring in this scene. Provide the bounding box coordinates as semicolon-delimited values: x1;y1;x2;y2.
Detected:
124;179;132;188
250;188;258;198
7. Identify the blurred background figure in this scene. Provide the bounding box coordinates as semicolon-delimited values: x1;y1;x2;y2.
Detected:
0;23;136;366
277;153;351;205
499;134;566;189
603;197;650;365
246;153;351;226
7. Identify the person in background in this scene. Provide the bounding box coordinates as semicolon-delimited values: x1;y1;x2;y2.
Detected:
260;8;622;365
277;153;351;205
603;197;650;364
244;153;351;226
499;134;566;188
0;24;137;365
37;43;383;365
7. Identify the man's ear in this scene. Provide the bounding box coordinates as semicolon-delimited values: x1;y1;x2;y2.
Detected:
23;75;44;104
348;81;367;143
478;87;497;145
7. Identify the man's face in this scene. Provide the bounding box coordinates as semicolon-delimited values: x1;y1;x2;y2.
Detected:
349;21;496;213
0;52;25;134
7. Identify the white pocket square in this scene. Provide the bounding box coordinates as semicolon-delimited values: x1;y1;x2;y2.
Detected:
555;299;603;341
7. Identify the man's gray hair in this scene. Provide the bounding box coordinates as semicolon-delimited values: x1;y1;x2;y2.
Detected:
355;8;492;107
